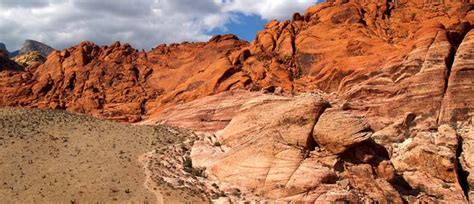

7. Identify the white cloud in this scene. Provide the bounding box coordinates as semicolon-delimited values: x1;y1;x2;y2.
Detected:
221;0;316;20
0;0;319;51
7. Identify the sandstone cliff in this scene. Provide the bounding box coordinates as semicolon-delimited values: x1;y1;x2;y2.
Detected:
1;0;472;124
0;0;473;203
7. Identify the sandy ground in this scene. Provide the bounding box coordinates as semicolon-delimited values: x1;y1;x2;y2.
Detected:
0;108;207;203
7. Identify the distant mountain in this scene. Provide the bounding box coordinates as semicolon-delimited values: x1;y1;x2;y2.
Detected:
19;39;54;57
0;48;22;71
0;42;18;57
0;43;7;54
8;50;19;58
0;40;53;64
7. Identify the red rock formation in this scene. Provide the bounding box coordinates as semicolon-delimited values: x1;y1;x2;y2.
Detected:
0;36;248;122
139;90;263;132
187;93;466;202
0;0;474;202
0;1;472;124
440;30;474;124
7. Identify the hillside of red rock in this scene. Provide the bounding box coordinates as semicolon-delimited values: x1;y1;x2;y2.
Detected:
0;0;472;123
1;0;474;202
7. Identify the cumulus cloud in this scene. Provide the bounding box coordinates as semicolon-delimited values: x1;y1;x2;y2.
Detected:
221;0;316;20
0;0;319;50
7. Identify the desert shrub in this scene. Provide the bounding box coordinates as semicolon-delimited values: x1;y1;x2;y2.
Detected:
183;156;205;178
183;156;193;169
212;183;219;189
441;183;450;189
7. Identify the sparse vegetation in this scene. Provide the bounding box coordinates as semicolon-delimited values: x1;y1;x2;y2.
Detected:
183;156;193;169
442;183;450;189
281;115;310;126
212;183;219;189
183;156;205;178
0;108;206;203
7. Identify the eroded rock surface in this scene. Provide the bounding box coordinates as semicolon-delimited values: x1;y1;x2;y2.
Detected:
459;121;474;199
0;36;248;122
139;90;263;133
185;91;469;202
440;30;474;124
0;0;473;203
189;94;404;202
0;1;472;125
313;109;372;154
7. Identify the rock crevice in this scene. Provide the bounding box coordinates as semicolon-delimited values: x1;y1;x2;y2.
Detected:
456;134;470;199
306;100;330;151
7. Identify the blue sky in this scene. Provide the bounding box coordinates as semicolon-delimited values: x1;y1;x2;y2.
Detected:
208;13;268;42
0;0;320;50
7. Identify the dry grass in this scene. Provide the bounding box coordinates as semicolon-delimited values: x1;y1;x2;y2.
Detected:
0;108;207;203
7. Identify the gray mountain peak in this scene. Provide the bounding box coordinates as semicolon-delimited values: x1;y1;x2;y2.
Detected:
20;39;55;57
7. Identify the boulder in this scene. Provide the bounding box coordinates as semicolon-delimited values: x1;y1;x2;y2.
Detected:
390;125;466;201
313;109;372;154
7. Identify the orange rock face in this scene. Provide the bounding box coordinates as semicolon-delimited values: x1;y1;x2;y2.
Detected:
0;0;474;203
139;90;263;132
187;93;465;202
1;1;472;124
0;35;249;122
440;30;474;124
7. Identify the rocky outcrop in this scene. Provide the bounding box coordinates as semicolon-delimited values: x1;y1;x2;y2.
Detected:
0;1;473;202
19;39;54;57
189;94;400;202
184;91;468;202
13;51;46;67
438;26;474;201
313;109;372;154
247;0;472;94
0;37;248;122
341;23;454;130
440;30;474;124
390;125;466;201
192;94;340;202
458;121;474;199
139;90;263;132
0;1;472;125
